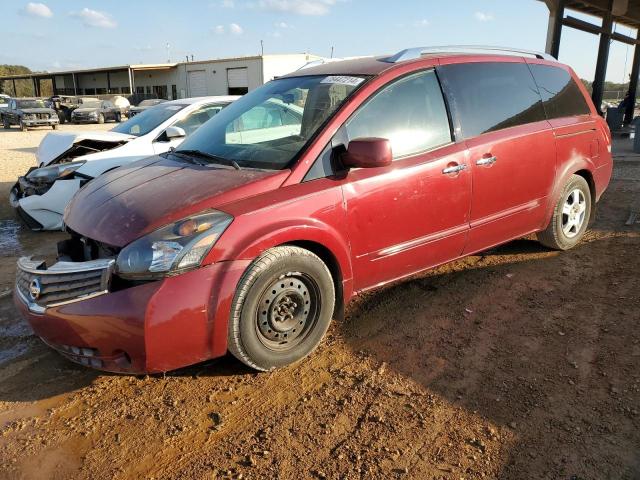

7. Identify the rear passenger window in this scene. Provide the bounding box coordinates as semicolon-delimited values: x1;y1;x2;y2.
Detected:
345;70;452;159
529;64;591;119
437;62;546;138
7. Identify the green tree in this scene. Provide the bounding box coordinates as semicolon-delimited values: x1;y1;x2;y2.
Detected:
0;65;33;97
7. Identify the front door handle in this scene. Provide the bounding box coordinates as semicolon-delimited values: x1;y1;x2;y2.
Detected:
476;156;498;166
442;163;467;175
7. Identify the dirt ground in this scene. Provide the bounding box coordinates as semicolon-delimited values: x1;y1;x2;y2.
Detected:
0;125;639;480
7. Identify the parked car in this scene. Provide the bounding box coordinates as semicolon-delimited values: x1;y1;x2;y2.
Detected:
71;99;122;124
1;97;59;131
14;47;612;374
111;95;131;117
10;96;239;230
49;96;100;123
129;98;167;117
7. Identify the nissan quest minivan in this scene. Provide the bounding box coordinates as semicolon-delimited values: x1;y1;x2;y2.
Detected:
15;47;612;373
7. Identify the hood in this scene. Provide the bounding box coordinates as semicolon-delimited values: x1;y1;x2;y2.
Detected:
64;155;289;247
22;108;55;115
37;130;136;166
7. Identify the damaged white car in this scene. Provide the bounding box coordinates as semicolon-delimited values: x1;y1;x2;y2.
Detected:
10;96;238;230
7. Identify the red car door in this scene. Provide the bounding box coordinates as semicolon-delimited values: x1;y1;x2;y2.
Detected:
438;60;556;254
338;69;472;291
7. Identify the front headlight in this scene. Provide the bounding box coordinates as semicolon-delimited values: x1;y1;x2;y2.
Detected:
89;111;98;117
115;210;233;279
24;114;36;120
26;161;86;183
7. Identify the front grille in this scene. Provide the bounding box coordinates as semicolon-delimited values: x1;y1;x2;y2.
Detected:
36;113;50;120
16;257;114;311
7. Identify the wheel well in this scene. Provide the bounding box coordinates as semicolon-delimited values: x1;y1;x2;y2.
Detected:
574;169;596;223
284;240;344;320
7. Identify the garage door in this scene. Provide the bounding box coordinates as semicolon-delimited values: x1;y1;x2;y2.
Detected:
227;67;248;89
188;70;207;97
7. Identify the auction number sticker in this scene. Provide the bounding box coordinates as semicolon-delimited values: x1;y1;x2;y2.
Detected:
321;75;364;86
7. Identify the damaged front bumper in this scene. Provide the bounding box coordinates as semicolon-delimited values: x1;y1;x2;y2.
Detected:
14;253;252;374
10;175;82;231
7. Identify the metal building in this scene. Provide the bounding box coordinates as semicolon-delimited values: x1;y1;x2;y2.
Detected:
0;53;322;100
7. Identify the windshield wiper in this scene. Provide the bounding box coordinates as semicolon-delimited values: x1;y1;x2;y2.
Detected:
174;149;241;170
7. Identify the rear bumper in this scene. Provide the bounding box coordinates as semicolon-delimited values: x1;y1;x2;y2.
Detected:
15;260;251;374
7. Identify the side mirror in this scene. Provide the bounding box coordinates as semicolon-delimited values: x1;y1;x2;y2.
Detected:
165;126;186;139
341;138;392;169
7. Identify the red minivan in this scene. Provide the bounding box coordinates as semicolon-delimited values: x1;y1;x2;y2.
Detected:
15;47;612;373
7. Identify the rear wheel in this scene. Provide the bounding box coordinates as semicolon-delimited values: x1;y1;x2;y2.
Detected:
19;121;27;132
97;113;105;124
115;112;122;122
228;246;335;371
52;124;58;130
2;117;9;129
537;174;591;250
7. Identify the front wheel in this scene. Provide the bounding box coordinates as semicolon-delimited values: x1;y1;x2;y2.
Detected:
115;112;122;122
97;113;105;124
228;246;335;371
2;117;9;129
537;174;591;250
19;121;27;131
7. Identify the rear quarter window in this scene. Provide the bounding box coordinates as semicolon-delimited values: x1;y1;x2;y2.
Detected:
529;64;591;119
437;62;546;139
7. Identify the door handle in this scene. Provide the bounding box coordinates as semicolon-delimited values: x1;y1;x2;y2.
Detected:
442;163;467;175
476;156;497;166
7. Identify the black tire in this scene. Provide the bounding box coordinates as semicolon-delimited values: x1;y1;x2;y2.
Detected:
2;117;9;129
115;112;122;123
19;121;27;132
52;124;58;130
98;113;105;124
57;112;66;124
228;246;335;371
537;174;591;250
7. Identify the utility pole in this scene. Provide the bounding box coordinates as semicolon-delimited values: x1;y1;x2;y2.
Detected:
166;43;171;63
330;46;334;58
260;40;264;56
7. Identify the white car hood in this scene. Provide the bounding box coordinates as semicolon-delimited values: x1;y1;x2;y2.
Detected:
37;131;136;166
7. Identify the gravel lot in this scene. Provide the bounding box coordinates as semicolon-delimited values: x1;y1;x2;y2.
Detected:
0;129;639;479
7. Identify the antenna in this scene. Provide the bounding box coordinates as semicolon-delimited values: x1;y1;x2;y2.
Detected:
330;46;334;58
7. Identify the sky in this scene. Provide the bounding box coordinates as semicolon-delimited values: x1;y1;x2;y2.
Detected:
2;0;638;83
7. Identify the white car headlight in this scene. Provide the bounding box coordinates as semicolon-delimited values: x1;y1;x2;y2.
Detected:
115;210;233;279
26;161;86;183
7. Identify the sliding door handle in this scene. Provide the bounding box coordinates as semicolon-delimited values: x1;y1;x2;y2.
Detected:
442;163;467;174
476;156;497;166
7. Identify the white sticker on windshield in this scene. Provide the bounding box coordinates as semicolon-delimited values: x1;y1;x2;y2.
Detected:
321;75;364;87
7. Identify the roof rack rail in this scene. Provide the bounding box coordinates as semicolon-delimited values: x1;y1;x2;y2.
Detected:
383;45;556;63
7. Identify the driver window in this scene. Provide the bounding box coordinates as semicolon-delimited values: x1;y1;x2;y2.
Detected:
173;104;223;136
345;70;452;159
225;99;302;144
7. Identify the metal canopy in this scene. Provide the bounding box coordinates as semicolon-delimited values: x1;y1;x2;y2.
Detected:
561;0;640;28
542;0;640;122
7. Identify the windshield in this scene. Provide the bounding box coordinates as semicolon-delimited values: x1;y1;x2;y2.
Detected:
17;99;46;109
82;101;101;108
176;75;366;169
112;103;187;137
